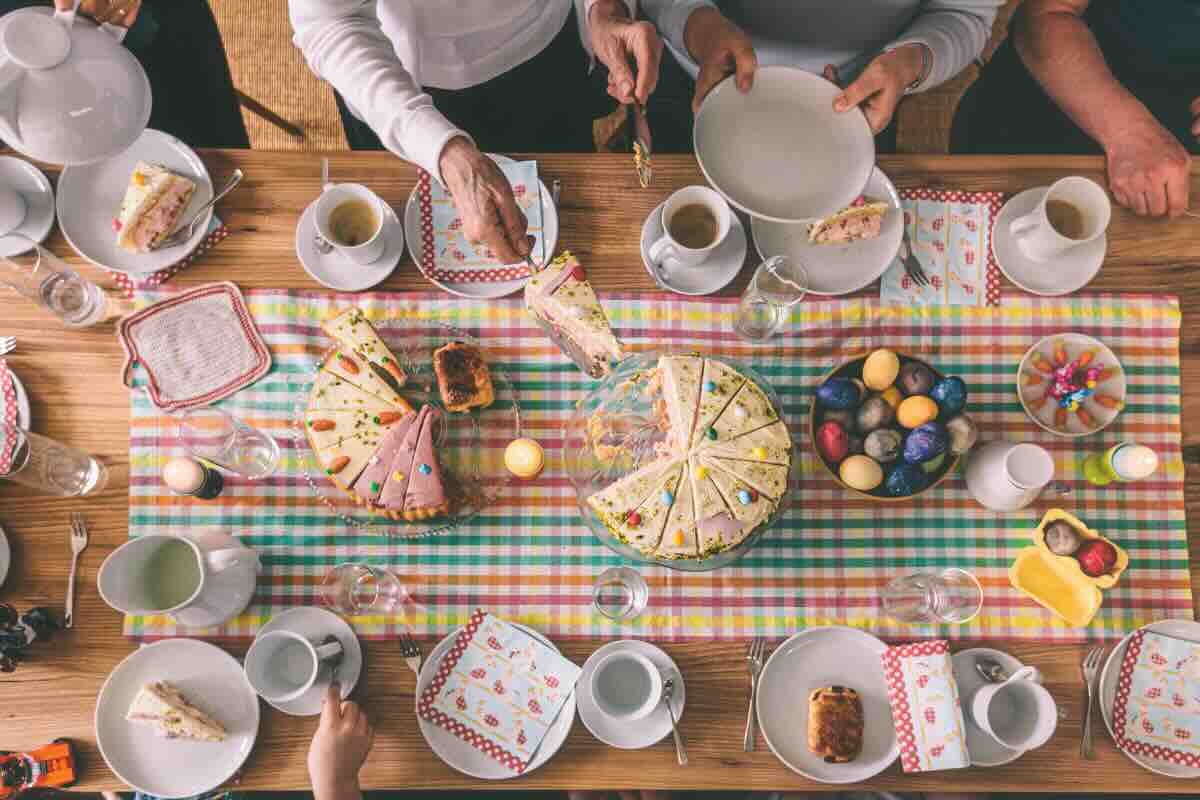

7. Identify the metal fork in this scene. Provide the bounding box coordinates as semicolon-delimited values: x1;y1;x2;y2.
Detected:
153;169;244;251
744;637;766;751
65;513;89;629
399;629;422;676
1081;645;1105;759
0;337;14;356
898;228;929;288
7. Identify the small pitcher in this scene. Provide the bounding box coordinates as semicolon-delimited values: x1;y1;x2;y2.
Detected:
965;440;1064;512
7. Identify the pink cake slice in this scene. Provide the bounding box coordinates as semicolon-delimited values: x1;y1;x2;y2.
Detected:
401;407;449;518
352;411;418;504
376;405;429;515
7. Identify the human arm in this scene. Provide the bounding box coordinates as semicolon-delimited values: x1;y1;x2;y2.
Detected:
308;683;374;800
1013;0;1190;216
587;0;664;106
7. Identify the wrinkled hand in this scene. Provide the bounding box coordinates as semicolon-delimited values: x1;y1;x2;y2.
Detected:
439;137;529;264
832;44;925;134
1103;112;1190;217
589;0;662;106
308;683;374;800
54;0;141;28
686;8;756;113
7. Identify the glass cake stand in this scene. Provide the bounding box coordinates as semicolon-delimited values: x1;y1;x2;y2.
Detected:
564;351;796;572
294;321;519;538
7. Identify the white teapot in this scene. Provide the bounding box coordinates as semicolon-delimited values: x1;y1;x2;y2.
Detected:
0;1;150;165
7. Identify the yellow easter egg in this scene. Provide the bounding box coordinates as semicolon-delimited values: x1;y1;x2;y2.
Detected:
862;349;901;392
897;395;939;428
839;455;884;491
880;386;902;409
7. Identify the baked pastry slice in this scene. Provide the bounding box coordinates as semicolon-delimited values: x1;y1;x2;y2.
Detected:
114;162;197;253
304;409;405;452
126;681;227;742
654;470;698;559
376;405;429;516
433;342;495;412
307;370;397;414
807;686;863;763
524;251;624;378
586;457;678;524
602;460;684;554
697;419;791;465
689;359;746;449
808;197;889;244
321;307;408;390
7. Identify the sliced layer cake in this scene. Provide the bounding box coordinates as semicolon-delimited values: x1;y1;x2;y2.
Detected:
524;251;625;378
322;307;408;388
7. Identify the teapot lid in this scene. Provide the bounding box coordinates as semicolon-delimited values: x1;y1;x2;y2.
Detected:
0;9;151;165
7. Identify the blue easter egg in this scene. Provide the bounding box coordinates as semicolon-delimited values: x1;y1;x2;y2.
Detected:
816;378;861;410
885;463;927;497
930;376;968;418
903;422;948;464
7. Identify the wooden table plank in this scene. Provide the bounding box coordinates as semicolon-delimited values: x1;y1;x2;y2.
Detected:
1;152;1198;793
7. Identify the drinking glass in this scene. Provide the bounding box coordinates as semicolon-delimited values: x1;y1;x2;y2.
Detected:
881;568;983;624
178;407;280;479
321;563;419;619
0;424;108;496
593;566;649;621
0;236;128;327
733;255;809;342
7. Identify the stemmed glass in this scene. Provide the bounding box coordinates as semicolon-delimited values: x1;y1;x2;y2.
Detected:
732;254;809;342
881;568;984;624
177;406;281;479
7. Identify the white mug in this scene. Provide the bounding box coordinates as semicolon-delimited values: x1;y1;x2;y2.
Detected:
648;185;732;269
970;666;1058;751
1011;176;1111;262
314;183;388;264
244;630;343;703
590;650;663;721
0;185;26;236
965;440;1061;513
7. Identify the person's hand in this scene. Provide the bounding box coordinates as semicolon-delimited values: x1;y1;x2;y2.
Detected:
588;0;662;106
438;136;530;263
308;683;374;800
684;7;756;113
832;44;926;134
1102;111;1191;217
54;0;142;28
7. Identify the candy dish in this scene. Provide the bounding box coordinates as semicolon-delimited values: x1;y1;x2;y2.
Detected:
1017;333;1125;437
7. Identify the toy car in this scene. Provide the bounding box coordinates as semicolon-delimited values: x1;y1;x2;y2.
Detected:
0;739;77;799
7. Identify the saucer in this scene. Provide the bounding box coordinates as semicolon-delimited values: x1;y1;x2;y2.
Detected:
576;639;685;749
640;201;747;296
252;607;362;716
951;647;1025;767
992;187;1105;296
296;198;402;292
0;157;53;257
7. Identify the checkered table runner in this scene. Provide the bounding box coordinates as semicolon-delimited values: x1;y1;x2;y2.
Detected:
125;290;1190;643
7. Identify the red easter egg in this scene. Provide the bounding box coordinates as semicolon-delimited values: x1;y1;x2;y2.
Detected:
816;421;849;464
1075;539;1118;578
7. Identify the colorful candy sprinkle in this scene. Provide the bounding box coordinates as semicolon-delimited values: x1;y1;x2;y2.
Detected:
660;490;674;504
672;529;685;546
393;471;405;481
418;463;431;474
370;482;380;493
706;427;718;440
703;380;717;392
737;489;753;505
627;511;642;527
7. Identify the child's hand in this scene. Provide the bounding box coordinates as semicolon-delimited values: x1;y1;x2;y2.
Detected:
308;682;374;800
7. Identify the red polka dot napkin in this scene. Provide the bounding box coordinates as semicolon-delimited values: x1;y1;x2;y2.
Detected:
0;360;18;474
1111;629;1200;767
881;640;971;772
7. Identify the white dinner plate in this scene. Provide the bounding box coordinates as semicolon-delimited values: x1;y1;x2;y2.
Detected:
694;66;874;223
0;523;9;588
0;156;54;257
295;198;403;292
992;187;1105;296
752;166;903;295
57;129;214;276
756;626;898;783
253;607;363;716
416;621;575;779
404;155;558;299
951;648;1025;767
576;639;685;749
95;638;260;799
1101;619;1200;778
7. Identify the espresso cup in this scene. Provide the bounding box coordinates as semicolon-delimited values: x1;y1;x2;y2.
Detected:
244;630;343;703
314;183;387;264
0;185;27;237
589;650;663;722
970;666;1058;751
648;185;732;269
1011;176;1110;262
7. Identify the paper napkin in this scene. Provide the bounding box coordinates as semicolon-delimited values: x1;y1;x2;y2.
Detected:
1112;629;1200;766
881;640;970;773
417;609;581;773
0;360;18;474
415;161;545;284
880;189;1002;306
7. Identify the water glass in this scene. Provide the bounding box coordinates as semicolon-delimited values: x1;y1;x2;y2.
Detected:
733;255;809;342
0;424;108;496
0;236;127;327
321;563;417;618
593;566;649;621
177;407;280;479
881;568;983;624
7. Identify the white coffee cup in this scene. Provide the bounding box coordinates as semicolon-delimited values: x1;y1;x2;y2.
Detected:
0;185;27;237
1011;176;1110;262
315;183;388;264
589;650;663;721
244;630;343;703
648;185;732;269
970;665;1058;751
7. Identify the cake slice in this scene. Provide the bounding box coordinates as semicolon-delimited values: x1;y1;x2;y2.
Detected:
352;412;419;505
698;419;792;465
659;355;704;450
586;457;678;526
524;251;624;379
708;379;778;444
706;456;789;500
126;681;227;742
114;162;197;253
323;349;412;410
654;471;697;559
700;454;776;544
605;461;684;554
400;406;450;520
321;308;408;390
316;424;389;489
808;196;889;245
304;408;405;452
688;359;746;449
307;371;397;414
376;405;429;516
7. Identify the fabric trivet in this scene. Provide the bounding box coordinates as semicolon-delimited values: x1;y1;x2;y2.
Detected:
0;360;17;473
415;161;544;284
108;217;230;300
1111;629;1200;765
123;291;1187;643
881;640;970;772
416;609;581;773
880;189;1002;306
117;282;271;412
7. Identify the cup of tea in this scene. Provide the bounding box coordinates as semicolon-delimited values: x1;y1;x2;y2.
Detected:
589;649;663;722
1011;176;1110;262
315;183;387;264
969;665;1058;752
244;630;343;704
648;185;732;269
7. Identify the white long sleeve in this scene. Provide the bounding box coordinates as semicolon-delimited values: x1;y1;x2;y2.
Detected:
885;2;1002;90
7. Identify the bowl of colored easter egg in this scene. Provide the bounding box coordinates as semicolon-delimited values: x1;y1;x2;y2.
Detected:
810;349;977;501
1016;333;1126;438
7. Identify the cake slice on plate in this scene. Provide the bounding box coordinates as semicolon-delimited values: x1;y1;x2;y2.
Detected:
698;419;792;465
304;408;404;452
126;681;227;742
707;379;778;443
376;405;430;517
323;349;412;410
586;457;678;525
654;471;697;559
400;406;450;520
321;308;408;389
706;455;789;500
307;371;397;414
808;196;889;245
316;425;389;489
689;359;746;449
657;354;704;450
352;412;419;505
603;461;683;554
700;454;776;541
524;251;625;378
113;162;197;253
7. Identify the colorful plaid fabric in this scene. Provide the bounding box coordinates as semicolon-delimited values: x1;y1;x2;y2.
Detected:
125;290;1190;642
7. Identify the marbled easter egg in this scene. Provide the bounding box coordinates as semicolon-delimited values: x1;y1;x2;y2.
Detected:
885;463;927;497
863;429;903;463
816;378;861;410
903;422;948;464
930;376;968;417
898;362;935;396
856;395;896;433
945;414;978;455
816;420;850;464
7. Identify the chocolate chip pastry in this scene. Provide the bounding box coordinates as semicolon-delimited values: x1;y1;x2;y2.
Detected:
433;341;495;413
807;685;863;763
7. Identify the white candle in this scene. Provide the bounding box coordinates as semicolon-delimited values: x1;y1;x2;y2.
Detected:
1111;444;1158;481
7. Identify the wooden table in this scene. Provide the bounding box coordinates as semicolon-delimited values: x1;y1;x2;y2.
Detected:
3;152;1199;794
